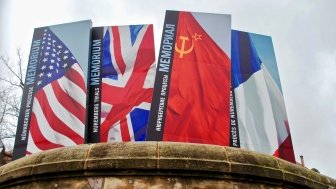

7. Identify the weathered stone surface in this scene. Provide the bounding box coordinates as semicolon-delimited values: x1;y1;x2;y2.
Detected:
0;142;335;189
158;142;229;173
0;152;40;184
86;142;157;171
33;144;92;175
226;146;283;180
277;158;334;189
1;176;290;189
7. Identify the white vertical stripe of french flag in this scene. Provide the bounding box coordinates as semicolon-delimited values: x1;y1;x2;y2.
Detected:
235;68;279;155
262;64;290;145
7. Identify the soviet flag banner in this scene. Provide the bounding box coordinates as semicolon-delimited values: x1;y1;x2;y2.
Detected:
87;25;156;143
147;11;232;146
231;30;295;163
13;20;92;159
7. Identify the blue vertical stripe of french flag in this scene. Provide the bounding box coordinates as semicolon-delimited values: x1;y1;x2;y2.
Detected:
231;30;262;88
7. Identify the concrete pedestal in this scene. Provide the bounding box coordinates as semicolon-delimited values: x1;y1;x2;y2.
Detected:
0;142;335;188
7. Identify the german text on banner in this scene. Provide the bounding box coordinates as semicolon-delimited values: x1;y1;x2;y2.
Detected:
147;11;232;146
231;30;295;163
87;25;156;143
13;20;92;159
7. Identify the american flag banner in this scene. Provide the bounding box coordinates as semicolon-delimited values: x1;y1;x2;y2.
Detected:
87;25;155;143
13;21;91;159
26;28;86;154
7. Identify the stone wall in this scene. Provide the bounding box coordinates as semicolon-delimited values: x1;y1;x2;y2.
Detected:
0;142;335;188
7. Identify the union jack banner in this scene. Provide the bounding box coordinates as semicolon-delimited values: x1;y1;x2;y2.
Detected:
87;25;155;143
13;21;91;159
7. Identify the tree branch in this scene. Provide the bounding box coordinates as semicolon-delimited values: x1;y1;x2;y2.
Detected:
3;112;18;118
0;77;22;88
0;55;24;89
0;50;25;154
16;49;24;83
16;49;25;89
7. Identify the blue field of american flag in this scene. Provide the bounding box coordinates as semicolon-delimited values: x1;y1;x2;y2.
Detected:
97;25;156;142
26;28;87;154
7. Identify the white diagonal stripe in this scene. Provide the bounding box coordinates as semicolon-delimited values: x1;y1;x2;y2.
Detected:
43;84;84;137
101;102;113;123
27;132;42;154
126;114;135;142
108;121;122;142
143;62;156;89
108;27;122;76
33;97;77;146
58;74;86;108
71;63;87;88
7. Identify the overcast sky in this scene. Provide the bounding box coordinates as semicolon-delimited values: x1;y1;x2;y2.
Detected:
1;0;335;178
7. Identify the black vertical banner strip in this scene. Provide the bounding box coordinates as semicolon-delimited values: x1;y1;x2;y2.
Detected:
13;28;44;160
86;27;104;143
229;81;240;148
146;10;179;141
84;27;93;144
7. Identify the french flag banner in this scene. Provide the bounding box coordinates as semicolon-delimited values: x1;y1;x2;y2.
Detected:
13;20;92;160
87;25;156;143
231;30;295;163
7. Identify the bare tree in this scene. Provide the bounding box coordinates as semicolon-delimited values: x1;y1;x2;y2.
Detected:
0;49;25;90
0;49;25;164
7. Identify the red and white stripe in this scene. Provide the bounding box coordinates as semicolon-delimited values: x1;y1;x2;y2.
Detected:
26;64;86;154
